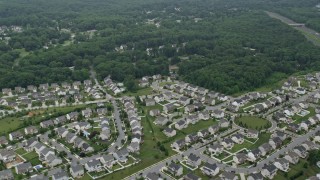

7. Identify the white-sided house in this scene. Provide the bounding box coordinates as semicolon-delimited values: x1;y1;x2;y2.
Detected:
149;109;161;117
163;127;176;137
212;109;225;119
155;116;169;126
175;120;188;130
220;138;234;150
85;159;102;172
231;134;244;144
186;153;202;168
208;144;223;155
284;151;300;164
274;158;290;172
166;163;183;177
200;162;219;177
293;146;307;158
261;164;278;179
247;149;262;162
233;153;247;164
100;154;116;169
70;164;84;178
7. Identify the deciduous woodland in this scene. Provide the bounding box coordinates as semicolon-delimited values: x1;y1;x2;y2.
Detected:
0;0;319;94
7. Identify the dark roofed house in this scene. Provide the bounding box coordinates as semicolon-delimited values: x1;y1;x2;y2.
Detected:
15;162;32;175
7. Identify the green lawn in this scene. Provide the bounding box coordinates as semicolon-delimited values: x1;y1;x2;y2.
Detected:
15;148;27;155
229;141;252;153
235;116;271;130
22;151;41;166
122;87;154;96
79;174;92;180
274;159;320;180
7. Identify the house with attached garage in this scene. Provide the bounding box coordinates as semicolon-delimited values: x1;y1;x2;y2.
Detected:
271;131;287;141
258;143;273;156
46;154;62;167
274;158;290;172
302;141;316;150
113;148;129;163
269;137;283;149
145;98;156;106
166;163;183;177
40;120;54;128
219;172;239;180
185;133;199;144
52;170;69;180
179;96;191;106
186;114;199;124
245;129;259;139
56;127;69;138
247;172;263;180
0;169;13;180
171;139;186;150
221;138;234;150
198;110;210;120
185;104;195;114
219;119;230;128
163;103;176;113
208;143;223;155
201;162;219;176
261;164;278;179
208;125;219;134
155;116;168;126
127;141;140;153
99;154;116;169
23;138;38;152
0;149;16;163
149;109;161;117
8;131;23;141
0;136;8;146
284;151;300;164
66;111;79;121
15;162;33;175
70;164;84;178
81;108;93;118
294;146;308;158
247;149;262;162
24;126;38;135
175;120;188;130
85;159;103;172
197;129;210;138
186;153;201;168
212;109;225;119
163;127;176;137
233;153;247;164
231;133;244;144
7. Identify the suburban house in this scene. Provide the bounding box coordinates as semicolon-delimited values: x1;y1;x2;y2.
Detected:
52;170;69;180
113;149;129;163
208;144;223;155
247;149;262;162
85;159;102;172
261;164;278;179
231;134;244;144
24;126;38;135
247;172;263;180
219;172;239;180
0;169;13;180
70;164;84;178
155;116;169;126
186;153;201;168
233;153;247;164
163;127;176;137
200;162;219;176
166;163;183;177
15;162;33;175
221;138;234;150
212;109;225;119
175;120;188;130
284;151;300;164
294;146;308;158
245;129;259;139
145;98;156;106
100;154;116;168
274;158;290;172
149;109;161;117
171;139;186;150
8;131;23;141
219;119;230;128
258;143;273;156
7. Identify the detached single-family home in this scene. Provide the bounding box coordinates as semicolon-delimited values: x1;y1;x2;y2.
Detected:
261;164;278;179
100;154;116;169
52;170;69;180
167;163;183;177
70;164;84;178
294;146;308;158
208;144;223;155
24;126;38;135
15;162;33;175
247;149;262;162
163;127;176;137
233;153;247;164
0;169;13;180
175;120;188;130
219;172;238;180
221;138;234;150
145;98;156;106
113;149;129;163
274;158;290;172
231;134;244;144
186;153;201;168
149;109;161;117
171;139;186;150
247;172;263;180
155;116;169;126
284;151;299;164
212;109;224;119
85;159;102;172
201;162;219;177
9;131;23;141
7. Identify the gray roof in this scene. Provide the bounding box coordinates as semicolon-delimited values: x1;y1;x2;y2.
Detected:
70;164;83;173
52;170;68;179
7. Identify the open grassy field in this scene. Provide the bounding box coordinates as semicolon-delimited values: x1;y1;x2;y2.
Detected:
235;116;271;130
122;87;154;96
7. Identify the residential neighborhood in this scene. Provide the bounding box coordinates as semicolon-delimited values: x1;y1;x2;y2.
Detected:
1;73;320;179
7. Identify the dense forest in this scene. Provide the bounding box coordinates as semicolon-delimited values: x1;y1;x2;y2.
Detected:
0;0;319;94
